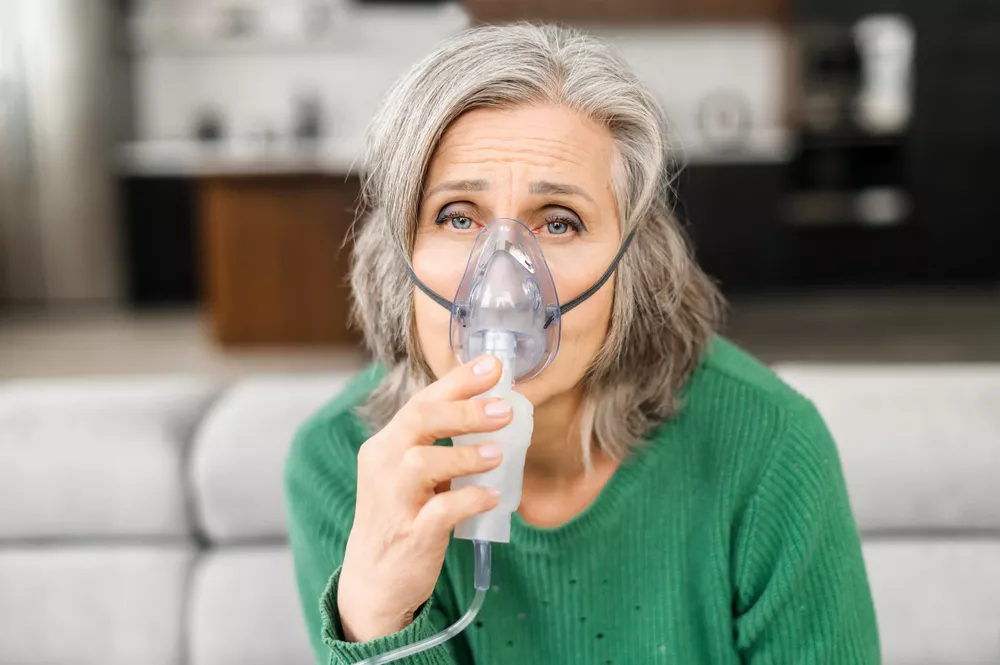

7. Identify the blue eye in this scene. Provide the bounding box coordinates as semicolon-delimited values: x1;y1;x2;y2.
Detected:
435;211;475;230
543;215;584;236
546;220;569;235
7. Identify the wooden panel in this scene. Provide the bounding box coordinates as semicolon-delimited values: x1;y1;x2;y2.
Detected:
200;175;361;346
462;0;788;25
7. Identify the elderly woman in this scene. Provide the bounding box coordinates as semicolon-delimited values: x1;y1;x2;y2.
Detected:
285;23;878;665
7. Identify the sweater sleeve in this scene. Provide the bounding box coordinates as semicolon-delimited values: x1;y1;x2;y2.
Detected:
732;401;881;664
284;412;463;665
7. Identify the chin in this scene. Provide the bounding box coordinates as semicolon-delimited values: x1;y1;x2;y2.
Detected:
512;377;547;407
513;366;580;410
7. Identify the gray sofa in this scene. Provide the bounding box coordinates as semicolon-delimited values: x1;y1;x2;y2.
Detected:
0;365;998;664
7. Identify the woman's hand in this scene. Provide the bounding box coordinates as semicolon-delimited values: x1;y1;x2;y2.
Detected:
337;355;512;642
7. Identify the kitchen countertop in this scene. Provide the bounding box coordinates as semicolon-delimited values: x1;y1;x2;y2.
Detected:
117;129;792;177
117;138;366;177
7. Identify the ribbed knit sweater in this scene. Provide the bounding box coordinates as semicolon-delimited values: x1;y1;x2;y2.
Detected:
284;337;879;664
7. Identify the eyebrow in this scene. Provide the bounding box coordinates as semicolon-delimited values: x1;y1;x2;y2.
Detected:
529;180;595;204
423;178;595;204
424;179;489;199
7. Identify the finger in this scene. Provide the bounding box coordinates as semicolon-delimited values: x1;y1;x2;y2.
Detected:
397;444;503;502
413;355;503;404
414;485;501;536
393;397;513;447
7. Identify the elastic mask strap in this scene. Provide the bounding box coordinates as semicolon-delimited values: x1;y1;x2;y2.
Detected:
405;228;637;322
554;228;636;317
405;263;455;310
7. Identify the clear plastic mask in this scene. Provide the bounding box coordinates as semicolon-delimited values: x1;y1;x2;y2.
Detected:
450;218;560;383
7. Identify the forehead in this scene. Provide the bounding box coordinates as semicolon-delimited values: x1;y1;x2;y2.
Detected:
426;104;616;185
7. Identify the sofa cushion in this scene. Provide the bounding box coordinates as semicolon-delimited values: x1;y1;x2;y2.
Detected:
775;365;1000;533
0;378;220;539
191;374;355;542
0;546;194;665
188;546;314;665
864;540;1000;664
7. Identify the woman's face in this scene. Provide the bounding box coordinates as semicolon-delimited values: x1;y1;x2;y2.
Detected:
412;104;622;408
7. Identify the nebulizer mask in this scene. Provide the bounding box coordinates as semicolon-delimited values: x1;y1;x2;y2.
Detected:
358;218;633;664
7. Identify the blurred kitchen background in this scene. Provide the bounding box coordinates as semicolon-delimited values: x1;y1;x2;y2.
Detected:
1;0;998;377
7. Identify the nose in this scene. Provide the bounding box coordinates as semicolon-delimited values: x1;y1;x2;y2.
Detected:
485;165;520;221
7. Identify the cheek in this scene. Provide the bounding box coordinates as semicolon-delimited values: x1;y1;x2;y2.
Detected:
412;233;465;298
414;291;457;381
555;281;614;370
412;232;466;381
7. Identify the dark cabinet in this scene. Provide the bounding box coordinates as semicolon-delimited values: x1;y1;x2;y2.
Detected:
120;177;200;306
677;159;952;291
909;15;1000;281
790;0;1000;284
676;164;788;291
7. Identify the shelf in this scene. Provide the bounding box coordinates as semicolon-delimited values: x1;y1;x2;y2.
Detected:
130;37;350;56
129;4;468;57
116;139;365;177
781;188;912;228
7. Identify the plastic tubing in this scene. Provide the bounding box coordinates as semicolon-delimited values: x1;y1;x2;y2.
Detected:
355;540;492;665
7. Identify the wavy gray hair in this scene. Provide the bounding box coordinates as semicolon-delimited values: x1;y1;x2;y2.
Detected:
351;23;724;459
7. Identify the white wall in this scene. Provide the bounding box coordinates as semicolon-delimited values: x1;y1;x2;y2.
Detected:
130;2;786;151
131;3;471;143
600;26;787;148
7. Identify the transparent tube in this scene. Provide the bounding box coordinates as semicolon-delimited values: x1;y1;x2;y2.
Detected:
355;540;492;665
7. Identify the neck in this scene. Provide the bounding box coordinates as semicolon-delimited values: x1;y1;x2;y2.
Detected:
517;383;620;529
524;384;588;481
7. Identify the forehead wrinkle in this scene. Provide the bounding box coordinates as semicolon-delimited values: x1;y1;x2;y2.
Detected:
443;134;595;164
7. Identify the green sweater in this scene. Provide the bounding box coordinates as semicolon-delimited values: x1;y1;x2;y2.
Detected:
285;338;879;664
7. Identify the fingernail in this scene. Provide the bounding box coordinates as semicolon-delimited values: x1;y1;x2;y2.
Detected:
484;400;511;418
486;487;501;498
473;356;496;375
478;444;502;459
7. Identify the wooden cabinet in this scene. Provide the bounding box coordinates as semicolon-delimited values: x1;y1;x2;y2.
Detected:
462;0;788;25
200;175;361;346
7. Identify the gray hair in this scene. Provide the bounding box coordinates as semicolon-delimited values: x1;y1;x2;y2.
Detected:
351;23;724;459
